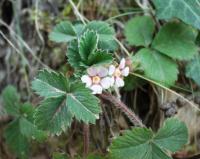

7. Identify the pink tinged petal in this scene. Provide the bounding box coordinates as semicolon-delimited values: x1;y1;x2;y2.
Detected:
121;67;129;77
119;58;126;69
110;77;115;86
90;84;103;94
100;77;112;89
109;65;115;75
97;66;108;77
115;77;124;87
87;67;98;76
81;75;92;87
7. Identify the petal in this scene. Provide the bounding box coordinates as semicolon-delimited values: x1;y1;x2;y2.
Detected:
108;65;115;75
121;67;129;77
90;84;103;94
81;75;92;87
110;77;115;86
119;58;125;69
100;77;112;89
97;66;108;77
87;67;98;76
115;77;124;87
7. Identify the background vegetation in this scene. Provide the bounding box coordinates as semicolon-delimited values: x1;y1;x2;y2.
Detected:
0;0;200;159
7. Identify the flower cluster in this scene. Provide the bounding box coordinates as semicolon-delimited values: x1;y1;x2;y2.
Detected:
81;58;129;94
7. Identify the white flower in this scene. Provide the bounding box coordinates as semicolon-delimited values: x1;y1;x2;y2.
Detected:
81;66;113;94
109;58;129;87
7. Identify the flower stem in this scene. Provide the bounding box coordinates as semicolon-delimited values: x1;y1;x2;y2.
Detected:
83;124;89;158
99;92;145;127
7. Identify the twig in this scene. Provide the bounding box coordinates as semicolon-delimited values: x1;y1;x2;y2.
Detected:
114;38;130;56
35;0;45;63
101;103;115;137
99;92;145;127
68;0;86;25
0;31;30;68
83;124;89;158
131;72;200;112
0;19;48;68
105;10;144;22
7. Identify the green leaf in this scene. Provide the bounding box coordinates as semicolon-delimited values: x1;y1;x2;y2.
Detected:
87;50;113;66
33;129;48;142
34;85;101;135
49;21;77;43
133;48;178;86
110;128;171;159
67;40;113;72
67;40;82;69
33;70;101;134
18;103;48;141
2;85;20;116
20;102;35;121
79;30;98;61
67;82;101;124
154;118;188;152
98;40;118;51
19;117;47;142
186;55;200;86
125;16;155;47
34;96;73;135
153;0;200;30
74;23;85;37
84;21;116;51
152;22;198;60
84;21;114;41
32;69;69;98
110;118;188;159
4;119;29;159
19;117;37;137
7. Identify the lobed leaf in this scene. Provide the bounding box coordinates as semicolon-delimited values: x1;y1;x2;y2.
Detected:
154;118;188;152
49;21;77;42
132;48;178;86
67;82;101;124
110;128;171;159
67;40;82;69
79;30;98;61
110;118;188;159
19;117;47;142
34;96;73;135
32;69;69;98
2;85;20;116
4;119;29;159
153;0;200;30
186;55;200;87
84;21;116;51
87;49;113;66
67;39;113;72
84;21;114;41
125;16;155;47
33;70;101;134
152;22;198;60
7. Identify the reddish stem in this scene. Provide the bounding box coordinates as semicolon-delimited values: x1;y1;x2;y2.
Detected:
83;124;89;158
99;92;145;128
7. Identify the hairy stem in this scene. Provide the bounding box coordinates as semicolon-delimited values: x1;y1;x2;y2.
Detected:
99;92;145;127
83;124;89;158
